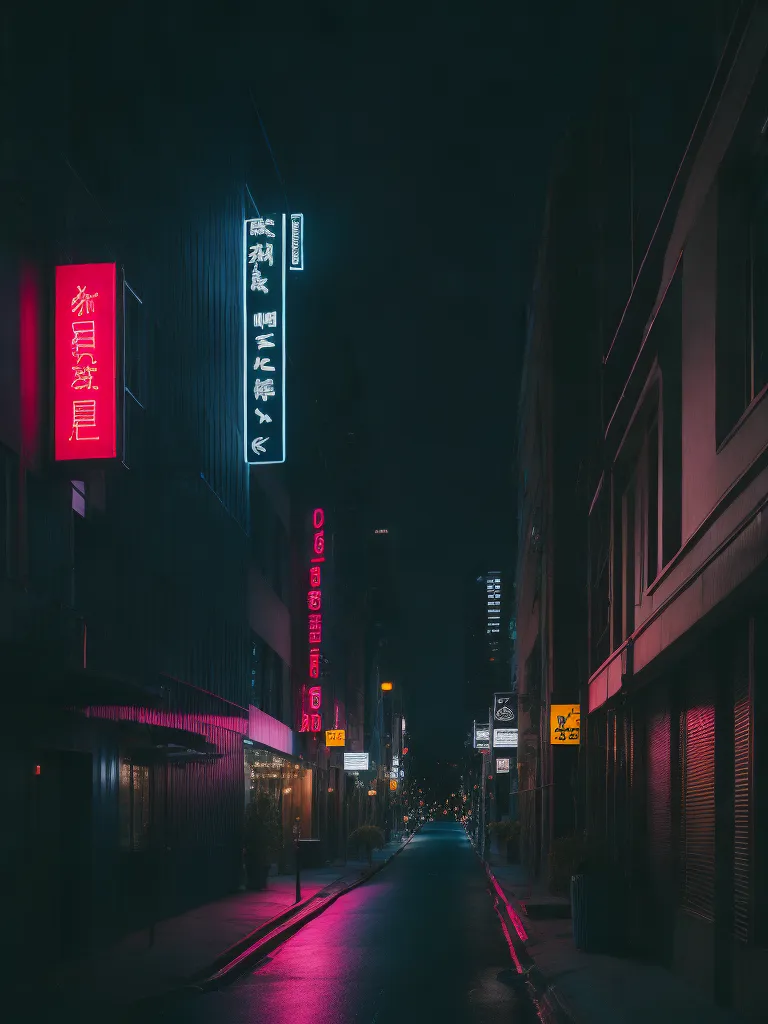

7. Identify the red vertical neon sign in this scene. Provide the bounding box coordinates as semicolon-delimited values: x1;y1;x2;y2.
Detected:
301;508;325;733
54;263;118;461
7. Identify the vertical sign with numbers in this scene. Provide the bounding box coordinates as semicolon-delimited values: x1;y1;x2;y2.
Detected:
54;263;118;461
300;507;326;733
243;214;286;465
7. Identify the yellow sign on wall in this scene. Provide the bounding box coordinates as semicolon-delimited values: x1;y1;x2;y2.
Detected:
325;729;346;747
389;779;398;791
550;705;580;745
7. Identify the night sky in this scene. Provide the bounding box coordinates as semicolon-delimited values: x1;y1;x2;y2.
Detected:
245;2;610;756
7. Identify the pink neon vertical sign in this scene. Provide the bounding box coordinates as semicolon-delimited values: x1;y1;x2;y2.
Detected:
301;508;326;732
54;263;117;461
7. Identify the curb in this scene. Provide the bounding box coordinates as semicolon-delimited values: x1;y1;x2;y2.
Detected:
126;830;418;1012
193;886;332;980
466;832;575;1024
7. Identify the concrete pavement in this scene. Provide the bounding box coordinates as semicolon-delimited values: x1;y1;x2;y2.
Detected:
484;852;749;1024
126;823;538;1024
19;841;407;1023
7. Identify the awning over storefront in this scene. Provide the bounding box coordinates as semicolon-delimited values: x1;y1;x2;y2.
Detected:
117;720;220;764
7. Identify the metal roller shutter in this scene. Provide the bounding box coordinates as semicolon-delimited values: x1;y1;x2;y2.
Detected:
647;687;671;885
682;685;716;921
734;658;751;943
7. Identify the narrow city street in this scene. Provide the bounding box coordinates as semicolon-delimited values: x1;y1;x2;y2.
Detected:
133;823;536;1024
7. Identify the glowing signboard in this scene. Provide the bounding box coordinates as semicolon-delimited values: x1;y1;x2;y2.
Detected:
243;214;286;464
55;263;118;461
473;722;490;751
550;704;581;745
496;758;510;773
389;779;398;791
290;213;304;271
493;728;519;748
344;753;370;771
493;693;516;725
300;508;326;733
325;729;345;747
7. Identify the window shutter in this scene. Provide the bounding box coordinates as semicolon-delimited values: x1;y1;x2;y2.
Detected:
681;687;716;921
734;660;752;943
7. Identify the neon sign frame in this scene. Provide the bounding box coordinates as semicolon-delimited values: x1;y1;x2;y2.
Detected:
243;213;286;465
300;507;326;733
54;263;118;461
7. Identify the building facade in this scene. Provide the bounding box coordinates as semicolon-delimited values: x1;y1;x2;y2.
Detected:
585;3;768;1017
0;7;311;984
515;129;597;879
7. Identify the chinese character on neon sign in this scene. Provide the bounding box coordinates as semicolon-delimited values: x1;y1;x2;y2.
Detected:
300;508;326;733
54;264;118;461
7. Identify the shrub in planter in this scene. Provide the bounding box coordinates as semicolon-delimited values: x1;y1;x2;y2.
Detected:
348;825;385;865
488;819;521;863
244;794;282;890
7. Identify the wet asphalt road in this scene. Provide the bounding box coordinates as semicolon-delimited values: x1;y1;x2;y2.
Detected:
135;822;536;1024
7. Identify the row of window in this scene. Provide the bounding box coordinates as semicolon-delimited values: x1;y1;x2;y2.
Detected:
589;103;768;672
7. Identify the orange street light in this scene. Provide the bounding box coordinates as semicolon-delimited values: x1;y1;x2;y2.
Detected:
381;681;394;691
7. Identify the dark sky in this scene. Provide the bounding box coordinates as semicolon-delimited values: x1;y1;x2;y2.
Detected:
249;2;609;756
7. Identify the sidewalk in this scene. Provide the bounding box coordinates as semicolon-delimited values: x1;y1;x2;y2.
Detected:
485;853;747;1024
24;840;406;1020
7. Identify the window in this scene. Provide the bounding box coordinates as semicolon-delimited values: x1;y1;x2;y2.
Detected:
614;393;660;645
716;134;768;443
119;760;151;851
589;478;611;672
657;261;683;564
71;480;86;518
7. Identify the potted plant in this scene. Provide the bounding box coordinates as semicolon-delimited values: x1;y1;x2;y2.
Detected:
488;819;521;863
348;824;385;866
244;794;282;890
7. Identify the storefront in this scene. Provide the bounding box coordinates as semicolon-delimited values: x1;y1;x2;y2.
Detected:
244;744;313;854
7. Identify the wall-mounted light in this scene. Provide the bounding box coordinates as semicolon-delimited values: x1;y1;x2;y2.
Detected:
381;681;393;691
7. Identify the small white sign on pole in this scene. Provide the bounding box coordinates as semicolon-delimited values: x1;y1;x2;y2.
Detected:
344;752;370;771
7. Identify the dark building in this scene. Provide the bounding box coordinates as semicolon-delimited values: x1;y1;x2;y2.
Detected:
515;133;595;879
514;0;732;884
0;6;305;983
289;342;377;860
586;4;768;1016
364;525;406;833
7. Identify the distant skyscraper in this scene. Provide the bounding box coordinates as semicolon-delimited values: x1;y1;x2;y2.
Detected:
484;570;503;653
464;571;511;721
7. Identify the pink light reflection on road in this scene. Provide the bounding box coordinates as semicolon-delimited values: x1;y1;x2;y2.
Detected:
492;896;524;974
487;871;529;942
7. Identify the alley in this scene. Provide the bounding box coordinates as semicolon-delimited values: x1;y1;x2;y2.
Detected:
133;824;535;1024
